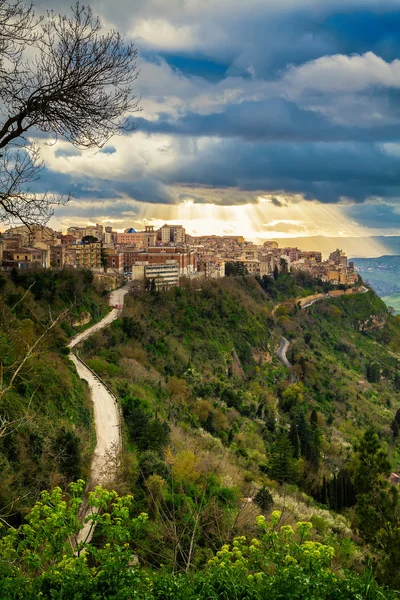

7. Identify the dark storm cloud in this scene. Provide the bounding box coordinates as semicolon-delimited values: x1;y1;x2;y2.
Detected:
32;167;175;205
133;97;400;143
163;141;400;204
345;203;400;229
27;0;400;221
271;197;286;207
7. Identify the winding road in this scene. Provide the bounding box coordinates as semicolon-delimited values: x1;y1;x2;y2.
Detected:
277;336;292;369
301;285;369;308
275;285;369;371
68;284;130;545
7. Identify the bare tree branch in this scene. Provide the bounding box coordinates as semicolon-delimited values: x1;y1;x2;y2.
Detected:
0;1;140;225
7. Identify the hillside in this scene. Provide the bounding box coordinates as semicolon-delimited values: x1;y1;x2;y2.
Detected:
2;270;400;596
73;274;400;574
0;269;109;520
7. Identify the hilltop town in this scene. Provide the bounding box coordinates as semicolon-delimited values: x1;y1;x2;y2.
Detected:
0;222;359;289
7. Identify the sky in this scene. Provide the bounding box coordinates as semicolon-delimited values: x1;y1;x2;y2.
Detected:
30;0;400;254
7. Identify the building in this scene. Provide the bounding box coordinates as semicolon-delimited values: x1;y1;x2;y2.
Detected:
143;225;156;249
103;231;114;245
122;246;196;276
85;223;103;240
5;225;58;246
300;251;322;263
50;245;66;268
3;235;25;250
61;234;77;245
66;241;103;271
282;247;301;263
329;249;347;267
240;259;261;275
198;259;225;278
160;224;186;245
67;226;85;240
132;260;179;289
263;240;279;249
106;253;124;273
140;247;196;276
3;247;47;269
116;231;145;247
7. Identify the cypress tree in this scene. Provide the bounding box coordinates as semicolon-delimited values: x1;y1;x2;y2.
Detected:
268;434;299;484
289;423;301;458
391;419;400;437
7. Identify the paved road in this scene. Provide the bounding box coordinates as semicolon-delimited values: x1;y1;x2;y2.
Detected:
277;336;292;368
301;286;369;309
276;286;370;374
69;286;130;349
68;284;130;546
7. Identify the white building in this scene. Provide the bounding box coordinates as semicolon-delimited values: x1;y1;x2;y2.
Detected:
132;260;179;289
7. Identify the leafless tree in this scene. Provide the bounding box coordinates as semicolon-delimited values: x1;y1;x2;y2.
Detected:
0;1;140;225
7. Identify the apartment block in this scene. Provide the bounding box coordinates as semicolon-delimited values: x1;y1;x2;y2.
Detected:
50;245;66;268
66;242;103;271
132;260;180;289
160;224;186;245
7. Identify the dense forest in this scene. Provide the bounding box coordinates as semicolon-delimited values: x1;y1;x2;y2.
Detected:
1;269;400;597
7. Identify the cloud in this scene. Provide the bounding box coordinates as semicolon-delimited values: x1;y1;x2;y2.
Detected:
263;221;307;233
282;52;400;95
345;203;400;228
31;130;400;207
18;0;400;234
271;197;286;207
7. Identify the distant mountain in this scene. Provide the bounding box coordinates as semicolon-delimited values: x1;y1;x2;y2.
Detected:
351;255;400;312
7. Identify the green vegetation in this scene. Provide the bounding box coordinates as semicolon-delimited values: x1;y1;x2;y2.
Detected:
0;269;108;519
225;261;249;276
0;481;396;599
73;274;400;585
3;269;400;594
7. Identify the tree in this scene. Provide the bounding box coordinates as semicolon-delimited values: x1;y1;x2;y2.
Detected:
391;419;400;437
279;258;289;274
0;2;140;226
52;428;81;480
352;429;400;587
268;434;299;484
366;362;380;383
81;235;98;244
253;485;274;513
225;261;248;277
